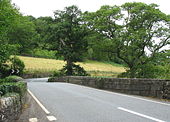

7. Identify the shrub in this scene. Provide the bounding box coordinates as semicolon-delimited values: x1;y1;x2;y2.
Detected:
29;49;57;59
0;64;11;78
61;64;90;76
3;75;23;83
0;56;25;78
53;71;65;77
0;82;27;97
10;56;25;76
118;63;169;79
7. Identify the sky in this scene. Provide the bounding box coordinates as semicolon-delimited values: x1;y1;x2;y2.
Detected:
11;0;169;18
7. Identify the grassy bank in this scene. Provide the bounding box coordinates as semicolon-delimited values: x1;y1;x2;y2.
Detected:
18;56;126;77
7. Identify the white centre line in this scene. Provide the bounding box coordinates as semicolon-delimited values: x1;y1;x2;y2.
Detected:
118;107;166;122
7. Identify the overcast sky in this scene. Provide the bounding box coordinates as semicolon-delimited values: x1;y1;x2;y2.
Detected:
11;0;169;18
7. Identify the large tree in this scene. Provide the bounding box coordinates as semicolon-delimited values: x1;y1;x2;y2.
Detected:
0;0;19;64
0;0;23;77
51;5;88;76
84;2;170;78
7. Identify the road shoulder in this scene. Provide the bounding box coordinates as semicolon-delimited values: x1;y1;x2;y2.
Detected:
16;92;50;122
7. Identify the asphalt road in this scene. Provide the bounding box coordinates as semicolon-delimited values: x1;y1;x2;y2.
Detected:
27;78;170;122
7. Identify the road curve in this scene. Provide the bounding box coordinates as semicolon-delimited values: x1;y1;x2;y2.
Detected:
27;78;170;122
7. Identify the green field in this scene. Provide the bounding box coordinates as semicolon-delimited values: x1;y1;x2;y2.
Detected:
18;56;126;77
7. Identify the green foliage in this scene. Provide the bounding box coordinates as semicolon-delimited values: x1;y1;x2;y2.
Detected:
10;56;25;76
0;82;27;97
0;75;23;83
0;0;20;41
33;16;54;50
51;5;89;75
8;16;40;54
53;71;65;77
0;44;15;78
118;50;170;79
61;64;89;76
29;49;57;59
0;44;15;64
85;2;170;78
119;64;167;79
0;75;26;97
137;64;167;79
0;0;26;78
83;6;122;62
0;64;10;78
154;50;170;79
0;56;25;78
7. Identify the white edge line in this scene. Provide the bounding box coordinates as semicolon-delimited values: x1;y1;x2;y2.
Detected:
29;118;38;122
28;89;50;115
68;83;170;106
118;107;166;122
47;116;57;121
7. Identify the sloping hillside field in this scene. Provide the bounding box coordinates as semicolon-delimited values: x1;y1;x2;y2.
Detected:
19;56;125;77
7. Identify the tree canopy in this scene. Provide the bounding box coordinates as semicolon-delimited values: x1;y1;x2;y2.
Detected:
50;5;89;76
0;0;25;77
84;2;170;78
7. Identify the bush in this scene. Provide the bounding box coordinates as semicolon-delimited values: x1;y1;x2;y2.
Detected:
0;44;18;78
0;64;11;78
118;63;169;79
0;82;27;97
3;75;23;83
10;56;25;76
0;56;25;78
29;49;57;59
61;64;90;76
53;71;65;77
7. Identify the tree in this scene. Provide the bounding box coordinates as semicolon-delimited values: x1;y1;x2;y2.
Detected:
0;0;19;41
84;2;170;78
33;16;54;50
8;16;40;54
0;0;19;64
51;5;88;76
0;0;24;78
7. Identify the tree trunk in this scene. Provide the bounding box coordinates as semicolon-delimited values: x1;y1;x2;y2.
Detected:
66;60;73;76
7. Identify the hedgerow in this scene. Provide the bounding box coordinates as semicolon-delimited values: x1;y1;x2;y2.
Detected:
0;76;27;97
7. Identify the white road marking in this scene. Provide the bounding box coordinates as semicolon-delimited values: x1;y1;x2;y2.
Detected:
47;116;57;121
28;89;50;115
68;83;170;106
29;118;38;122
118;107;166;122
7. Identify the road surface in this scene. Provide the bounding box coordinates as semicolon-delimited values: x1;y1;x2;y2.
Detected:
27;78;170;122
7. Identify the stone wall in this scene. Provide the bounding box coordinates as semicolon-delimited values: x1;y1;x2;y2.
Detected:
22;72;52;79
0;77;27;122
49;76;170;99
0;94;26;122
